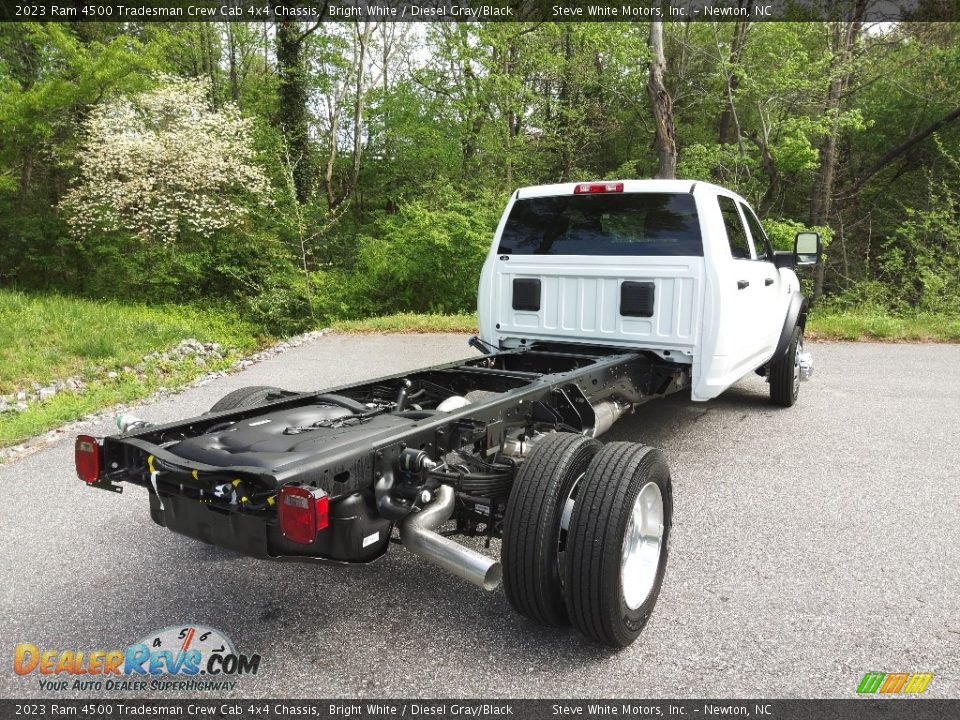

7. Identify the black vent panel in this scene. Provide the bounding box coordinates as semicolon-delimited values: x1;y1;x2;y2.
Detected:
512;278;541;311
620;281;655;317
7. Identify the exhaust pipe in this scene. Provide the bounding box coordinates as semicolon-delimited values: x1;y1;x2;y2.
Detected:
589;399;631;437
397;485;502;591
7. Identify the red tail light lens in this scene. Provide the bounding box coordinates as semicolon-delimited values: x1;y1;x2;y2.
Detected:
574;182;624;194
278;485;329;544
75;435;101;484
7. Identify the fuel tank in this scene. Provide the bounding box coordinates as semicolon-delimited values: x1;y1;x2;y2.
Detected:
167;403;411;470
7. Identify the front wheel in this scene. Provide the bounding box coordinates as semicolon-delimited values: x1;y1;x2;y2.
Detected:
769;325;802;407
564;442;672;648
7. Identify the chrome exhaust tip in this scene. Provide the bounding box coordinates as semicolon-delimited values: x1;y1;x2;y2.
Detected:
397;484;503;591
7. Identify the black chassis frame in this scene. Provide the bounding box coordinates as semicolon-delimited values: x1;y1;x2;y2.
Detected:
91;342;690;564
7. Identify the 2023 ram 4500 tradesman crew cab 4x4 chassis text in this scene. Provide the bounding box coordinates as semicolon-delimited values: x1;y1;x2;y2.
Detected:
75;180;820;647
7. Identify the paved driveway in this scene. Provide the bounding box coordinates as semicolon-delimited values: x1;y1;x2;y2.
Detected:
1;336;957;698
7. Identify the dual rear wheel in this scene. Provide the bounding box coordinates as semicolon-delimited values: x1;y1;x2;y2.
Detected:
208;385;283;412
502;433;672;648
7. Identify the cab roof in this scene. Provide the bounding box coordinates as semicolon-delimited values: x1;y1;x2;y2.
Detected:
515;179;733;200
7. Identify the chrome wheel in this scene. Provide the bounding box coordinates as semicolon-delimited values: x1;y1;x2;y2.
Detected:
793;337;803;394
621;481;665;610
557;473;584;583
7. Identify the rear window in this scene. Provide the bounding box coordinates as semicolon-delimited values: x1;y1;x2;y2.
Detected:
498;192;703;256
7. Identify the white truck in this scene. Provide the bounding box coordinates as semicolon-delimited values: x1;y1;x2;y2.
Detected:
478;179;819;406
76;179;821;649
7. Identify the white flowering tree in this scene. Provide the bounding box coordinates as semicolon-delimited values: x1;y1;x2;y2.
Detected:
61;76;271;245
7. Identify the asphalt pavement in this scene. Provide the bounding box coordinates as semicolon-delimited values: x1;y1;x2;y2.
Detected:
1;335;958;699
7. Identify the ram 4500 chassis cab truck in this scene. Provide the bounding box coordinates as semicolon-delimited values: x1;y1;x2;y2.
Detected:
75;180;820;648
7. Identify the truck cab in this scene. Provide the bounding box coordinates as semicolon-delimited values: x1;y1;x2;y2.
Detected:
477;179;817;403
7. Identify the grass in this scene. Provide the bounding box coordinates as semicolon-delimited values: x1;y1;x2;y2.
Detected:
2;291;956;454
0;289;261;394
0;289;264;450
0;358;246;448
331;310;960;343
806;310;960;342
331;312;479;334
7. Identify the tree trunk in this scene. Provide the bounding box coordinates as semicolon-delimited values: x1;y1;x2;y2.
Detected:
11;33;39;212
842;106;960;199
556;25;574;180
226;21;239;102
718;10;750;146
340;22;373;208
276;13;313;204
19;153;33;212
647;22;676;179
326;21;372;210
809;76;840;228
809;3;867;300
748;131;779;212
381;23;390;160
200;24;220;105
323;100;340;209
505;37;521;191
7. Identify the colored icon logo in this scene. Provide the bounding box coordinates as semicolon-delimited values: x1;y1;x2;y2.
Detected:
13;624;260;677
856;672;933;694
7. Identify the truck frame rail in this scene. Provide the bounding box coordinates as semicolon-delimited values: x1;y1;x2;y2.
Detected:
86;343;688;568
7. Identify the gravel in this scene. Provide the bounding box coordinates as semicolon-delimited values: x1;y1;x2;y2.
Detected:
0;330;331;463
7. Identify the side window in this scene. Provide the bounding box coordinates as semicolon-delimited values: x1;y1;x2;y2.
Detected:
717;196;751;259
741;203;774;262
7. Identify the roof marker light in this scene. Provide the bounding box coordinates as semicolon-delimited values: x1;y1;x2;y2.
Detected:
574;182;624;194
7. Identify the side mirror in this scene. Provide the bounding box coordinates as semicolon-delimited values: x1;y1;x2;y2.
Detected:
794;231;821;267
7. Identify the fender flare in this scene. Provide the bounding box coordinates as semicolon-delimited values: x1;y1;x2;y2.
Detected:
773;292;809;361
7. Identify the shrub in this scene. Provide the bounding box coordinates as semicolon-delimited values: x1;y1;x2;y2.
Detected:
879;184;960;313
60;76;271;245
351;196;498;315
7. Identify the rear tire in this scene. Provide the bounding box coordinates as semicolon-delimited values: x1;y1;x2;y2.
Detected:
769;325;801;407
565;442;672;648
502;433;601;626
209;386;282;413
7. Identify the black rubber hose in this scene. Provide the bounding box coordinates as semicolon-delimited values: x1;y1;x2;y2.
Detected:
395;380;412;412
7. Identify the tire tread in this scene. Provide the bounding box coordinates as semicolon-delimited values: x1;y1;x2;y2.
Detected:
565;442;672;647
769;326;801;407
502;433;601;626
209;386;281;413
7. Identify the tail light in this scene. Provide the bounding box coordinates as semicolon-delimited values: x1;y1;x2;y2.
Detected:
574;181;624;194
75;435;101;484
278;485;329;544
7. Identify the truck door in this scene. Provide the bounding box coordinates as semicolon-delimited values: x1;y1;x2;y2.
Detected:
716;195;771;377
739;202;783;357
